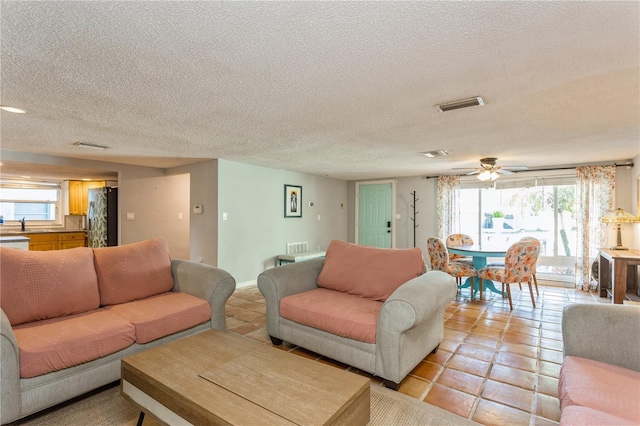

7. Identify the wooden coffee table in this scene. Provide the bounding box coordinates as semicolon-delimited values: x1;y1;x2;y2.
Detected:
121;329;370;425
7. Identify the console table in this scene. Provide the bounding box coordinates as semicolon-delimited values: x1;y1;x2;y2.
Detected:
598;248;640;304
278;250;325;265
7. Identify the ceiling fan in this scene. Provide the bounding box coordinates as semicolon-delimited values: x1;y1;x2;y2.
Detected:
453;158;528;181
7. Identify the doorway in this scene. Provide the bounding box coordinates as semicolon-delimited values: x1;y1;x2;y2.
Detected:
356;181;395;248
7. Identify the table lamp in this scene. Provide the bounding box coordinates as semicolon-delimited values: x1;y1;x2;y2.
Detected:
600;208;639;250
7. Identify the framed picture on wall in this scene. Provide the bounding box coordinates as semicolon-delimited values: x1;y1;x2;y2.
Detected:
284;184;302;218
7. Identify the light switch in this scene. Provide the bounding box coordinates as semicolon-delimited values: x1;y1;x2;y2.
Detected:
126;213;135;221
222;212;228;221
178;213;183;220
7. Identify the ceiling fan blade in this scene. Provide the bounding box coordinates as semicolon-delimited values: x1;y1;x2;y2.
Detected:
497;169;514;175
503;165;528;171
465;170;481;175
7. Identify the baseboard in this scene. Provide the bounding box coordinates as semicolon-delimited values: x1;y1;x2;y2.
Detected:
236;279;257;289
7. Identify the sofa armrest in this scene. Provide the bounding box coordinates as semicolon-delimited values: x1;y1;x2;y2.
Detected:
171;259;236;330
562;304;640;372
1;309;21;424
379;270;457;334
257;258;324;338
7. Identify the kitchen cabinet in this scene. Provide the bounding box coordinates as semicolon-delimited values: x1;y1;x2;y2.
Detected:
27;233;59;251
25;232;87;251
58;232;86;250
68;181;105;215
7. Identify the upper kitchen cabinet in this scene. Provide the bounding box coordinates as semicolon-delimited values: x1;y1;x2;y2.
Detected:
68;180;105;215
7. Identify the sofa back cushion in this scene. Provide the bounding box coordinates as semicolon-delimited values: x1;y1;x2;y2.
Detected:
0;247;100;326
317;240;426;301
93;238;174;306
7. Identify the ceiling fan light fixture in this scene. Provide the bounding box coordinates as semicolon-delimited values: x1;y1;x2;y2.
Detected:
477;170;499;181
435;96;484;113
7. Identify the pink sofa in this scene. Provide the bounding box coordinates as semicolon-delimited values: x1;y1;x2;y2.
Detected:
559;304;640;425
258;240;457;389
0;238;236;424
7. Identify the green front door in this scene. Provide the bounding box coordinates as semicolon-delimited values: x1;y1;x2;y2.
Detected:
358;183;392;248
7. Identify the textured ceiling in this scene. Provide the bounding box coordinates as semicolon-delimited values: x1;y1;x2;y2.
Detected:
1;1;638;181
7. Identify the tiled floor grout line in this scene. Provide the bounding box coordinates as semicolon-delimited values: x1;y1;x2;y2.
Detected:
465;302;493;422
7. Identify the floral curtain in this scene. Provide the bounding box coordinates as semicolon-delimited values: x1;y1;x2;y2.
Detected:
575;165;615;291
436;175;460;241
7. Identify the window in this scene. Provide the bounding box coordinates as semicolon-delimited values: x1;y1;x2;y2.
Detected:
460;175;576;282
0;180;61;225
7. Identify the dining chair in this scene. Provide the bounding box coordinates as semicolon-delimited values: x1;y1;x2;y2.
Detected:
427;237;478;299
477;240;538;310
519;237;540;296
487;236;541;296
445;234;474;264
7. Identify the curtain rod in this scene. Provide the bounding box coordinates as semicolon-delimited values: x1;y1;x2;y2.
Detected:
424;161;634;180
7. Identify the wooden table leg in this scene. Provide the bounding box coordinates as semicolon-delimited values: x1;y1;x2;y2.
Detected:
599;255;611;298
612;259;628;304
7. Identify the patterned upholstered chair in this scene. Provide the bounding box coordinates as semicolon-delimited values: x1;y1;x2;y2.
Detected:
478;240;538;310
519;237;540;296
487;236;541;296
445;234;474;264
427;237;478;299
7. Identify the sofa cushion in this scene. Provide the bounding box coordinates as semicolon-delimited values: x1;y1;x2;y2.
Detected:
94;238;174;306
559;406;638;426
0;247;100;326
280;288;382;343
317;240;425;301
558;356;640;423
13;309;135;378
105;292;211;344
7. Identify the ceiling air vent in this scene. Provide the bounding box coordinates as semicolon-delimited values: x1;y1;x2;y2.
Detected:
435;96;485;113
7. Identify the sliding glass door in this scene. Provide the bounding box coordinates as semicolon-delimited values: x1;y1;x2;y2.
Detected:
459;175;576;283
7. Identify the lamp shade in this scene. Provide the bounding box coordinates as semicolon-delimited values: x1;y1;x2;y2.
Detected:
600;208;638;224
477;170;499;181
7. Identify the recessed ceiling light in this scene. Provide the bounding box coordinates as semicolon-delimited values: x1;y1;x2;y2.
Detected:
434;96;484;113
74;142;109;150
421;150;449;158
0;106;26;113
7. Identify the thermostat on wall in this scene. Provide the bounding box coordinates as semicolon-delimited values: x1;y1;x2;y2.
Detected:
193;205;203;214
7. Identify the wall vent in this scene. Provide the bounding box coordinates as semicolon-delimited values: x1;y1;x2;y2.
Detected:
435;96;485;112
286;241;308;254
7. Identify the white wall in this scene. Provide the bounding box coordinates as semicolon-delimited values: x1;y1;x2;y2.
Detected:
118;168;190;259
169;160;219;265
612;155;640;249
217;160;348;285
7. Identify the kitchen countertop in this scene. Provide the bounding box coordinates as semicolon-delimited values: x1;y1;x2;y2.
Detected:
0;236;31;242
0;229;87;236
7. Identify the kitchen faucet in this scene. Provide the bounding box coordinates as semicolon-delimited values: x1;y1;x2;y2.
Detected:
19;217;26;231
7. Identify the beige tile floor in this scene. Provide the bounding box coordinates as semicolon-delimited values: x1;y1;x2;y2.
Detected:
225;282;602;425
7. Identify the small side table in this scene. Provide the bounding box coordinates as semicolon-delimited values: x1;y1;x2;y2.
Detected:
278;251;325;266
598;248;640;304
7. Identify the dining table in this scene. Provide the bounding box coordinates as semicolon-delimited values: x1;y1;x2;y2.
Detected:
448;243;509;298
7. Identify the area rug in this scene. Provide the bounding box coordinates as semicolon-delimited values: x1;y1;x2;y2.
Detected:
14;381;478;425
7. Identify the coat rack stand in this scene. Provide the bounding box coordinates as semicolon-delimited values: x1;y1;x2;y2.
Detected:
410;191;419;247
